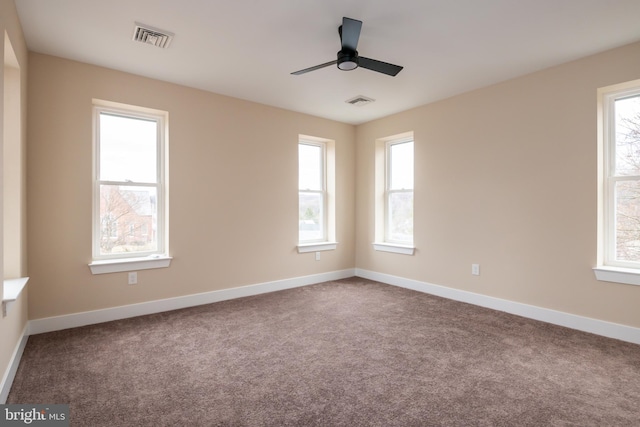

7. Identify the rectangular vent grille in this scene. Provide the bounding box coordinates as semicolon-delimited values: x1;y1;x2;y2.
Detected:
345;95;375;106
132;23;174;48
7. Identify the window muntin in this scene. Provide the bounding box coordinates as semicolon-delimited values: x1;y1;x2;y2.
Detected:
93;105;167;260
299;141;326;243
604;88;640;267
385;140;414;244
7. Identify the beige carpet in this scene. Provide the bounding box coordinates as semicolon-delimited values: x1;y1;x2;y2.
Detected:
8;277;640;426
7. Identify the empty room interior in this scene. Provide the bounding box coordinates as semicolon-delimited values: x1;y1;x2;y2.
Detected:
1;0;640;425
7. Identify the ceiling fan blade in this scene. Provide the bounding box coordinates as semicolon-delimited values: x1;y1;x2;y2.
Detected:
291;60;338;75
340;17;362;51
358;57;403;76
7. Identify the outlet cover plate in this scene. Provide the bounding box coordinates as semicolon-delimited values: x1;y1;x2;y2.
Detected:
471;264;480;276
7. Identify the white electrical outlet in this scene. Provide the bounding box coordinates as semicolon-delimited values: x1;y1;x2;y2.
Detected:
315;252;321;261
128;272;138;285
471;264;480;276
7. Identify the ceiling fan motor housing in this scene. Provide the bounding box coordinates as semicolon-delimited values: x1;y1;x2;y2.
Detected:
291;17;402;76
337;50;359;71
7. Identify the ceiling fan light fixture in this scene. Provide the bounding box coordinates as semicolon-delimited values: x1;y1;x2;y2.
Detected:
337;50;359;71
337;60;358;71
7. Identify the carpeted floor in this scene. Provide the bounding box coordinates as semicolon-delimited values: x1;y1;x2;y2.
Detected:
7;278;640;426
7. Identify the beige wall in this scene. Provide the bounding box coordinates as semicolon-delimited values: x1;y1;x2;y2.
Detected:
356;41;640;328
0;0;28;395
27;53;355;319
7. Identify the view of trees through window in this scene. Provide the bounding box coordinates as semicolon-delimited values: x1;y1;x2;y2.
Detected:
614;94;640;262
387;140;414;244
100;185;157;254
298;142;324;242
97;111;160;257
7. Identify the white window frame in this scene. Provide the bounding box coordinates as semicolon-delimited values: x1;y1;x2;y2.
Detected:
297;136;337;253
385;139;414;245
298;140;327;243
89;100;171;274
594;79;640;285
373;132;415;255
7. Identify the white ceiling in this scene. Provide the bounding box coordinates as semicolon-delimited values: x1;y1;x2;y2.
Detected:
15;0;640;125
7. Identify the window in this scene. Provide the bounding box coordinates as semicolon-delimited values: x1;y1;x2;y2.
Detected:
595;80;640;285
299;142;326;243
297;136;336;253
90;100;171;274
386;140;414;244
374;132;414;255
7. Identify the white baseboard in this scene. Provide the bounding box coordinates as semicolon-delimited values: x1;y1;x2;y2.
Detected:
29;269;356;335
355;268;640;345
0;324;29;404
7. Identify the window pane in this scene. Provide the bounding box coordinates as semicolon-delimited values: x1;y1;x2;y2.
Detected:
614;95;640;176
100;113;158;183
299;191;324;241
99;185;158;256
299;143;323;190
388;191;413;243
389;141;414;190
615;180;640;262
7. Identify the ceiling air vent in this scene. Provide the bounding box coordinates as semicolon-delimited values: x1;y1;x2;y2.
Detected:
345;95;375;107
132;23;174;48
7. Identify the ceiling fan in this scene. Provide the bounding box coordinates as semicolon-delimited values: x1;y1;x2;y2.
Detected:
291;17;403;77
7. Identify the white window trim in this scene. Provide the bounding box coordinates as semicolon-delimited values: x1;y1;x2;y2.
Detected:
89;256;173;275
298;140;327;244
297;136;337;253
297;242;338;253
373;132;415;255
595;79;640;285
593;266;640;286
90;100;171;273
373;242;415;255
2;277;29;317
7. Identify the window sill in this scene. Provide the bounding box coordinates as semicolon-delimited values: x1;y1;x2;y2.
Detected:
89;256;173;275
3;277;29;317
593;266;640;286
373;242;415;255
297;242;338;253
